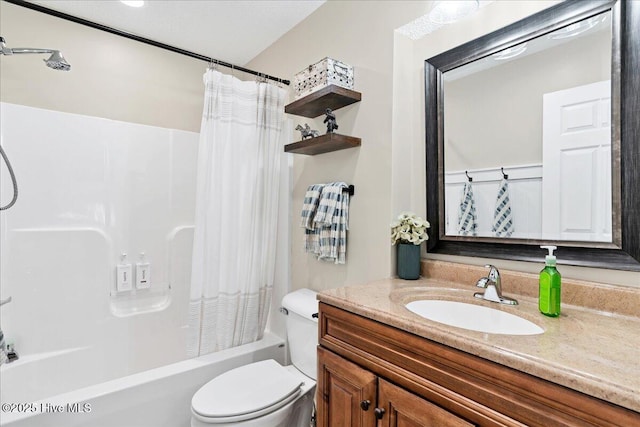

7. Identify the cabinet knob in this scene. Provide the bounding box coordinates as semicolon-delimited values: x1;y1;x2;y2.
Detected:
374;407;385;419
360;400;370;411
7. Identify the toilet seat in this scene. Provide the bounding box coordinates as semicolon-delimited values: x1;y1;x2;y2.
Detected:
191;359;303;423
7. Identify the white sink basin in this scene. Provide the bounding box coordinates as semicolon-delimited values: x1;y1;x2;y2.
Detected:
405;300;544;335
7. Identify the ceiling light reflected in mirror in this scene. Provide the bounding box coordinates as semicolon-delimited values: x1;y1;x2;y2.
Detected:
550;15;605;39
120;1;145;8
429;0;479;25
492;43;527;60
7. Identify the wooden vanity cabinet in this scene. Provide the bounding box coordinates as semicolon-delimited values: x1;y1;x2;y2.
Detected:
317;302;640;427
318;345;474;427
317;347;377;427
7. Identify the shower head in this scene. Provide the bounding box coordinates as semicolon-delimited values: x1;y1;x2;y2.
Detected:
44;51;71;71
0;36;71;71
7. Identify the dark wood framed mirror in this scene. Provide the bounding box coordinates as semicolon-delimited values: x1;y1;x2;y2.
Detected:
425;0;639;271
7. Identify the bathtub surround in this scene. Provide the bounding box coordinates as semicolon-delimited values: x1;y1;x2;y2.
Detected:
188;70;288;357
0;103;199;403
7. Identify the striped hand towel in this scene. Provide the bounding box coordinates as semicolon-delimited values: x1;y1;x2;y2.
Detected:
492;178;514;237
301;184;325;254
457;182;478;236
313;182;350;264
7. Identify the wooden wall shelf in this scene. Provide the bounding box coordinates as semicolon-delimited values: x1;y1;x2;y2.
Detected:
284;133;361;155
285;85;362;118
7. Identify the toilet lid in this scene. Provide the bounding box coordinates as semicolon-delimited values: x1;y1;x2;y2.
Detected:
191;359;303;421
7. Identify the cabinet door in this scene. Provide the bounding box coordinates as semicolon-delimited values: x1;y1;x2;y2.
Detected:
317;347;377;427
378;379;474;427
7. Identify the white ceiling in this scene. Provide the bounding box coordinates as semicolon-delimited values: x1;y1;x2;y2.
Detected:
29;0;326;65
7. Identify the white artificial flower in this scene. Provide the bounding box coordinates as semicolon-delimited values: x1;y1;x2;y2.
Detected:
390;211;430;245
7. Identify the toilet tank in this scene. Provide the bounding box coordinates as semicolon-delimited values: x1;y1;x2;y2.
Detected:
281;289;319;380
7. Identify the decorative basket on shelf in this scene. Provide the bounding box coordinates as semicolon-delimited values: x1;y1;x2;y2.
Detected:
293;57;354;99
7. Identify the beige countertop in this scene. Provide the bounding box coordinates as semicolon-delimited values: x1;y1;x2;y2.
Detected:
317;262;640;413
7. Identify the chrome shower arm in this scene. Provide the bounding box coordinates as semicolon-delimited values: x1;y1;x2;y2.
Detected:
4;48;55;55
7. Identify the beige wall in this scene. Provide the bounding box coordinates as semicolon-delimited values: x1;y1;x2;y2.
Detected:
248;1;432;292
252;0;637;289
0;2;205;132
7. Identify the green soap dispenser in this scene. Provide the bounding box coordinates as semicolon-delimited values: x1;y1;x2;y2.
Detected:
539;245;561;317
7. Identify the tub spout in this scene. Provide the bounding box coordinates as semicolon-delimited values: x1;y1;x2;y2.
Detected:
0;336;19;365
6;343;19;363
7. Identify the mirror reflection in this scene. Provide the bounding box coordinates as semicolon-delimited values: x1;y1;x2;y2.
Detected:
443;11;612;242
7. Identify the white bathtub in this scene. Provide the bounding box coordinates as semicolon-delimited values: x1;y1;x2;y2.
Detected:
0;332;285;427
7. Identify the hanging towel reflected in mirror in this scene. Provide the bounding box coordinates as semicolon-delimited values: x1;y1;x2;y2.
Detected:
492;178;515;237
458;181;478;236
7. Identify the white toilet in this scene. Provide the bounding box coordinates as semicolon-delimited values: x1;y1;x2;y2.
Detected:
191;289;318;427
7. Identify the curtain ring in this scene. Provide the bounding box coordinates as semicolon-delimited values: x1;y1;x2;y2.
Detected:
256;72;268;84
207;58;219;72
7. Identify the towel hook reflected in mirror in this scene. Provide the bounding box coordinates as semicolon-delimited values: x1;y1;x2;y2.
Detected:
501;167;508;180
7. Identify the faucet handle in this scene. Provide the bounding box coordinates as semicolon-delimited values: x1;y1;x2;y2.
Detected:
0;296;12;307
484;265;500;281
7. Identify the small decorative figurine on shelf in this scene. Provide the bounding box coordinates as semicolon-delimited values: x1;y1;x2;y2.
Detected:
295;123;320;140
323;108;339;133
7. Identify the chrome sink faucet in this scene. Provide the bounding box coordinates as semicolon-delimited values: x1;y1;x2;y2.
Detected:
474;265;518;305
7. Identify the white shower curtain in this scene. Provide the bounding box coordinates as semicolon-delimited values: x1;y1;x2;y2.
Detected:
188;69;287;357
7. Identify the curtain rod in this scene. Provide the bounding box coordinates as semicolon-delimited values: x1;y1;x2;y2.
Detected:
3;0;290;85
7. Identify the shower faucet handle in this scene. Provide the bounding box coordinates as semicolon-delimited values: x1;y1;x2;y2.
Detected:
0;296;12;307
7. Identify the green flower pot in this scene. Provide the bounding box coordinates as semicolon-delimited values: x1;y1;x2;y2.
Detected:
397;243;420;280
